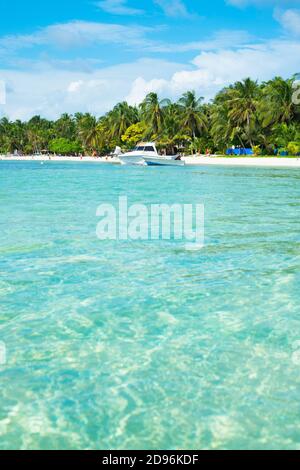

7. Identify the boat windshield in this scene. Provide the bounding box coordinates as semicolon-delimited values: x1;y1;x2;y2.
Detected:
134;146;155;152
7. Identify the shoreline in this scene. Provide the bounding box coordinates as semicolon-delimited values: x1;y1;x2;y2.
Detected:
183;156;300;168
1;155;300;168
0;155;120;164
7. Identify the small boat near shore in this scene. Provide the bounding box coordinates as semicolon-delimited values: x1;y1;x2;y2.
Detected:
119;142;185;166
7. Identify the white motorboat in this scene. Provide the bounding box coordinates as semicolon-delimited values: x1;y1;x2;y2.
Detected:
119;142;185;166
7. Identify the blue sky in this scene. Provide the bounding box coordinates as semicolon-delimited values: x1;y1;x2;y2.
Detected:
0;0;300;119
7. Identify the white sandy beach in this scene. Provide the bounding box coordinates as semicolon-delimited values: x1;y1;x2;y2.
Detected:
1;154;300;168
0;155;120;164
182;155;300;168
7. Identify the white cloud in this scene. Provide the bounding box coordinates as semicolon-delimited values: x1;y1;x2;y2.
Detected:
0;58;184;120
0;80;5;105
150;30;252;52
275;8;300;35
0;21;153;53
0;20;252;63
2;38;300;120
154;0;194;18
126;77;169;104
0;12;300;121
67;80;85;93
96;0;144;15
127;39;300;104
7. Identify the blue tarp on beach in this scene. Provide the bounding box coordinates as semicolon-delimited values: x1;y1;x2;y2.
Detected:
226;148;254;155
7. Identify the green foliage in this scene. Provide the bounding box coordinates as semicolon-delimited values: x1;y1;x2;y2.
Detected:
271;123;300;148
252;145;261;156
107;102;139;143
287;141;300;155
77;114;106;152
178;91;207;138
49;138;82;155
121;122;147;147
259;77;295;128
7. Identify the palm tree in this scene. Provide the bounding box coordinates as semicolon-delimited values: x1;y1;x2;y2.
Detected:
178;91;207;138
271;122;300;148
26;116;53;153
259;77;295;128
107;102;138;141
54;113;76;140
225;78;260;147
77;114;102;151
210;98;232;151
157;103;191;153
140;92;170;137
161;103;181;138
0;117;11;152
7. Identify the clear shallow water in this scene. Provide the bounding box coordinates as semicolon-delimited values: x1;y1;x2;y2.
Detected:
0;160;300;450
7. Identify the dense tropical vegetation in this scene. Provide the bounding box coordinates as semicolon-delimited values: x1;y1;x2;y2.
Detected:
1;76;300;156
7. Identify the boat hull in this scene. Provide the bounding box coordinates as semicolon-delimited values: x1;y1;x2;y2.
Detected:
144;157;185;167
119;154;146;166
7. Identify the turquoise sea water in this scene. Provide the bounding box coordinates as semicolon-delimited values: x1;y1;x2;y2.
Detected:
0;160;300;450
